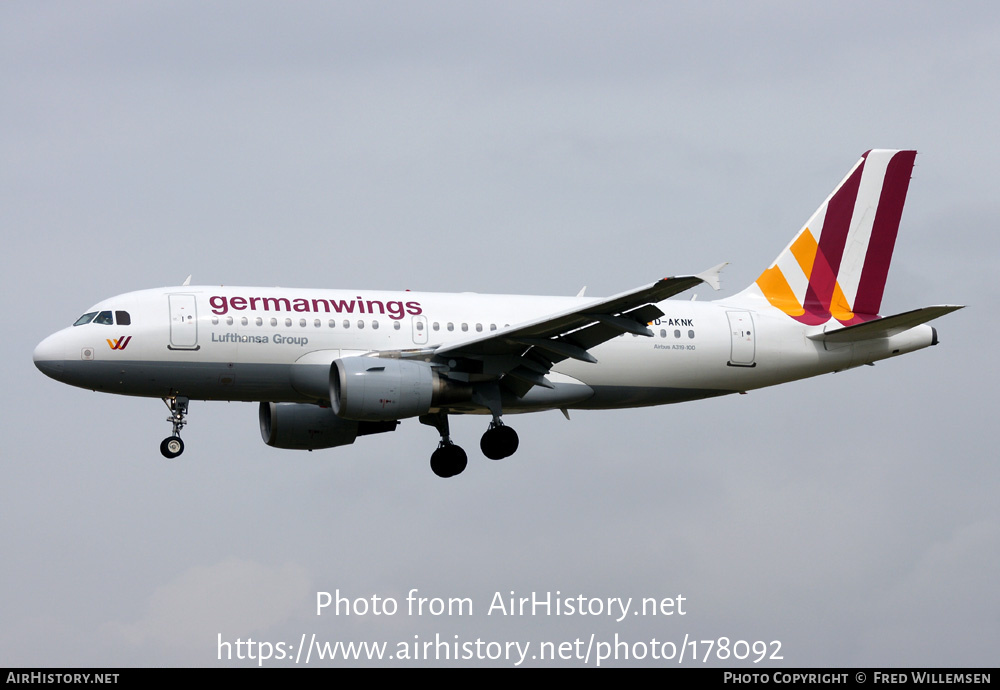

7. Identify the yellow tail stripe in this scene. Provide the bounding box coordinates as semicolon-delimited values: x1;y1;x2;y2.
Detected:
757;265;804;316
790;228;818;278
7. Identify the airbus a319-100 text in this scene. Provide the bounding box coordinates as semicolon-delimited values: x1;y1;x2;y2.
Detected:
34;150;962;477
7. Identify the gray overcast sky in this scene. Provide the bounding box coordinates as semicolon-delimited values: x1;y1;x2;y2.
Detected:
2;1;997;667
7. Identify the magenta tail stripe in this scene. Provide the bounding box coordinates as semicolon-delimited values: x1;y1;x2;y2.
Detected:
802;152;868;314
853;150;916;315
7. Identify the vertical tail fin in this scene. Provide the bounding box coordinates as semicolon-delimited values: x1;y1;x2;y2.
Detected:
752;150;917;325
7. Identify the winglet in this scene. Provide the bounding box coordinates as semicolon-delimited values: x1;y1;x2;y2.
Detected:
695;262;727;292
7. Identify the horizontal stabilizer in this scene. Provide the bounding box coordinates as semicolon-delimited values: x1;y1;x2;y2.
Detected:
807;305;964;343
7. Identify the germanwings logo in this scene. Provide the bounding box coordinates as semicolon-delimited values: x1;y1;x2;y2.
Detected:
106;336;132;350
755;150;915;326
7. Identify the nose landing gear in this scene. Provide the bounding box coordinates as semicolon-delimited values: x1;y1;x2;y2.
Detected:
160;396;189;458
160;435;184;458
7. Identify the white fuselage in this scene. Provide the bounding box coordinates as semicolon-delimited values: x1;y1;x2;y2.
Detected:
32;285;937;414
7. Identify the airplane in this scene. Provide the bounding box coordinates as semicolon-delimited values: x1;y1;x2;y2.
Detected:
33;150;962;478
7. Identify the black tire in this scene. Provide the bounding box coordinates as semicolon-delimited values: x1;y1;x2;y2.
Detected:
481;425;519;460
430;444;468;478
160;436;184;459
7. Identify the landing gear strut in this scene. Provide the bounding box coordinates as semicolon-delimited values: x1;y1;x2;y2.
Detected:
480;420;519;460
472;382;519;462
421;412;467;478
419;408;520;477
160;396;189;458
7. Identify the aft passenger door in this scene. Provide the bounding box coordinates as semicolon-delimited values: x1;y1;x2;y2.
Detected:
726;310;755;367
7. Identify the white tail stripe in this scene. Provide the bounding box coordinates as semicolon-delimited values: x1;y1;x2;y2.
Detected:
774;242;811;304
837;151;892;307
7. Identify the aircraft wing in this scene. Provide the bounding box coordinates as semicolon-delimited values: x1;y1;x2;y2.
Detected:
426;264;726;395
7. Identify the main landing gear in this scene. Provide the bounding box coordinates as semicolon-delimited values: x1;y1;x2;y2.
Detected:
160;396;189;459
430;442;467;479
421;412;520;478
480;420;519;460
422;412;466;478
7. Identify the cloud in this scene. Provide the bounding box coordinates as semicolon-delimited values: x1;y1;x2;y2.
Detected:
109;559;311;651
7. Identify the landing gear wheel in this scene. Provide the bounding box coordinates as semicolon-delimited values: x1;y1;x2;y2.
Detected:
160;396;189;459
480;423;519;460
160;436;184;459
430;443;468;478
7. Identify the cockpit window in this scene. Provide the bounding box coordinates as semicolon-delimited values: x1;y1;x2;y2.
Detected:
115;311;131;326
73;312;98;326
93;311;114;325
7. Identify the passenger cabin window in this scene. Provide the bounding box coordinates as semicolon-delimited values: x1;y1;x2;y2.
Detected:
73;312;98;326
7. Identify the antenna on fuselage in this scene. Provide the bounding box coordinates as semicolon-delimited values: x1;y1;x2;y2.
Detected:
182;275;192;286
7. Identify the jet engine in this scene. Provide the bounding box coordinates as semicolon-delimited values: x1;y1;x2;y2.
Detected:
259;401;397;450
331;357;472;421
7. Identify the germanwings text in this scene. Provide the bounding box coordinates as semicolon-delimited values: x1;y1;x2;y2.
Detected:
209;294;422;320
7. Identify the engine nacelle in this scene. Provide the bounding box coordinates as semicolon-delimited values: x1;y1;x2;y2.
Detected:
259;402;397;450
331;357;471;421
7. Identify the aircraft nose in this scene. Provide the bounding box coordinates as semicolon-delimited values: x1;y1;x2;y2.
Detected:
33;332;66;379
